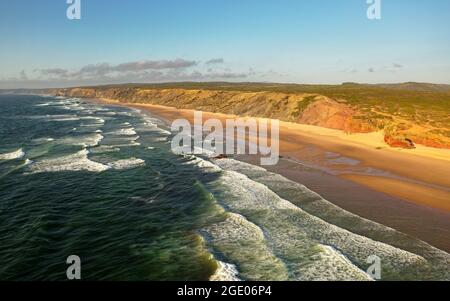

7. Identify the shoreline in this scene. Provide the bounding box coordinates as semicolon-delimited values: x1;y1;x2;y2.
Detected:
94;97;450;252
97;98;450;209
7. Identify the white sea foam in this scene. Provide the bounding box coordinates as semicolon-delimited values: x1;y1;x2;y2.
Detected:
88;134;105;147
301;245;374;281
89;146;121;154
80;123;101;128
27;149;110;173
112;136;140;143
144;121;157;128
117;128;137;136
108;142;141;148
25;138;142;173
80;116;106;125
45;114;80;122
203;212;288;281
80;110;95;115
52;117;80;121
62;104;85;111
138;116;171;135
138;126;171;136
107;158;146;170
151;137;168;142
193;147;219;158
209;261;241;281
116;112;134;117
205;211;373;281
35;102;52;107
154;128;171;135
36;99;69;107
221;170;424;264
59;133;104;147
213;158;267;172
214;158;450;270
0;148;25;160
195;158;448;280
31;138;55;145
102;112;117;116
182;156;222;173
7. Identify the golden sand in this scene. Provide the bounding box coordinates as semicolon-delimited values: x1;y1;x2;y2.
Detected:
98;99;450;212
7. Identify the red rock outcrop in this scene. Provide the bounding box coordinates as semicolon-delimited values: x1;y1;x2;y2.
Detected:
384;135;416;149
298;97;375;133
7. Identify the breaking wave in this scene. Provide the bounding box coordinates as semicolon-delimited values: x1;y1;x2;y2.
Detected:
90;145;121;154
109;128;137;136
189;156;450;280
209;259;241;281
27;149;110;173
107;158;146;170
59;133;104;147
27;149;146;174
0;149;25;160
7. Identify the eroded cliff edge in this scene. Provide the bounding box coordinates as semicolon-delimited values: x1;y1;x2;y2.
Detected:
51;86;450;149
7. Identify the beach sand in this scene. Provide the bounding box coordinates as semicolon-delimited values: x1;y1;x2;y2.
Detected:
96;98;450;252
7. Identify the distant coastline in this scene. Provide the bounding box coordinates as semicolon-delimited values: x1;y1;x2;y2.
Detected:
3;83;450;216
44;83;450;205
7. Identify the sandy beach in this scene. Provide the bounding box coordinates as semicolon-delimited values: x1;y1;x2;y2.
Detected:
96;98;450;252
5;0;450;282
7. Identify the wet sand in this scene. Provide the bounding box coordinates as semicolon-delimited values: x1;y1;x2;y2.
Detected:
95;99;450;252
240;154;450;253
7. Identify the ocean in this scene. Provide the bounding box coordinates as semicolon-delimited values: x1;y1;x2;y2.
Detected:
0;94;449;281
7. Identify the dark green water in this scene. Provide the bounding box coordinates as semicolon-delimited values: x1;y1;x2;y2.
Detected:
1;94;449;281
0;94;224;280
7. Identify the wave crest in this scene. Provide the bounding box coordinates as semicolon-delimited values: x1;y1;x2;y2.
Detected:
0;149;25;160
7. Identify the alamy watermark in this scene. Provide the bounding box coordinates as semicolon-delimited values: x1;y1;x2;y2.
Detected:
66;255;81;280
366;255;382;280
367;0;382;20
66;0;81;20
171;112;280;166
67;1;381;21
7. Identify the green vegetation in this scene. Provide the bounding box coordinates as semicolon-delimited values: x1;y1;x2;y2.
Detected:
46;81;450;147
291;95;317;118
81;82;450;126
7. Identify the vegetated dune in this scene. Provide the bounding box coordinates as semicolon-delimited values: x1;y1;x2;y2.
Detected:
50;83;450;149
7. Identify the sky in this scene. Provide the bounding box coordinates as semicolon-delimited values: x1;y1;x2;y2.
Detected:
0;0;449;88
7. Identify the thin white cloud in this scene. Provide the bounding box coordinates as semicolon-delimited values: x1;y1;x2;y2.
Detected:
0;58;272;88
205;58;224;65
73;59;197;77
37;68;70;77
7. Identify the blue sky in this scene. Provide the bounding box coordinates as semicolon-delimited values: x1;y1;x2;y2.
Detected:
1;0;449;88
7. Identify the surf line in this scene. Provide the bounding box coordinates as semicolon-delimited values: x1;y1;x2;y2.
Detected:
171;111;280;166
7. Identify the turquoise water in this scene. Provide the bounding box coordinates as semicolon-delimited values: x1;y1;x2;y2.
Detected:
0;94;449;281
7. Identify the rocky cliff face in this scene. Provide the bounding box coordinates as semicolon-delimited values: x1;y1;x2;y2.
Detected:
298;97;375;133
52;87;450;149
54;87;374;131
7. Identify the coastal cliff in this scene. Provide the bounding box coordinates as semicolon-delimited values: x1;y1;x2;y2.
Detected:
51;84;450;149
